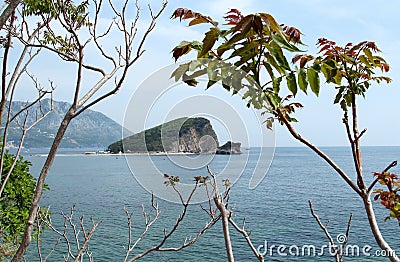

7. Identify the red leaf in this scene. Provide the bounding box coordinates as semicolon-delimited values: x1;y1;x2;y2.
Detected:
373;172;381;177
224;9;244;25
171;8;201;21
366;41;381;52
172;44;191;61
227;8;241;15
285;26;302;43
318;44;331;54
292;54;302;64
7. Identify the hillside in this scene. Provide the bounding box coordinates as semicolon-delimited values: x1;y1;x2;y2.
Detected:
3;99;124;148
108;117;219;153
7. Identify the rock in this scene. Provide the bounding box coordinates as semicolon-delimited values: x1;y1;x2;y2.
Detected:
216;141;242;155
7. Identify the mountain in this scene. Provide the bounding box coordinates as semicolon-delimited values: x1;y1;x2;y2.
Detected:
108;117;220;154
3;99;124;148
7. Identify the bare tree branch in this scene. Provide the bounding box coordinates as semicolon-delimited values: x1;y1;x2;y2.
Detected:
309;200;340;262
36;205;100;262
367;160;398;194
229;217;264;262
12;1;168;260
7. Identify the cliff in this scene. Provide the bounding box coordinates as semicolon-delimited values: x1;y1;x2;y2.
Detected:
108;117;219;154
216;141;242;155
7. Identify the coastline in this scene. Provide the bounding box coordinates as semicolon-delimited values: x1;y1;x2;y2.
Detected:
30;151;197;157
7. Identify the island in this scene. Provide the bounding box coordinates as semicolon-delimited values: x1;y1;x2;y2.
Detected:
216;141;242;155
107;117;241;155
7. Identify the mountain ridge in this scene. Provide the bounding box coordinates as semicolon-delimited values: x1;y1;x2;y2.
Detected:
3;99;125;148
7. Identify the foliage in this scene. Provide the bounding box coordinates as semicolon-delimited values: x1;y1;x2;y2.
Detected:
0;151;49;244
373;171;400;224
19;0;91;58
0;242;18;262
170;8;390;128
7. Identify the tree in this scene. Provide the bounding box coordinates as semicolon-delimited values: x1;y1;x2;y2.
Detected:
0;0;168;261
0;150;50;261
171;8;399;262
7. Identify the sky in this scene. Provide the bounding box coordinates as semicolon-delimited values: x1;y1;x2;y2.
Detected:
8;0;400;147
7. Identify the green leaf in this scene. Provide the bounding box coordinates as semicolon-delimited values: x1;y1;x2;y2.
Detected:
170;63;190;81
229;41;258;59
225;31;248;47
263;63;274;80
344;92;352;107
363;48;376;66
359;55;372;68
190;41;203;51
265;53;285;75
273;77;282;93
271;34;302;52
217;43;230;57
298;68;308;93
267;41;290;70
320;63;333;81
307;67;320;96
334;92;342;104
200;27;219;57
286;72;297;96
234;50;258;67
189;60;202;71
207;80;218;89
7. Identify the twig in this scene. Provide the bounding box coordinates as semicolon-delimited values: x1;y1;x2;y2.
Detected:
309;200;339;262
367;160;398;194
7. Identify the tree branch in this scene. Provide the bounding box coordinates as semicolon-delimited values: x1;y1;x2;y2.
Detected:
367;160;398;194
280;112;362;196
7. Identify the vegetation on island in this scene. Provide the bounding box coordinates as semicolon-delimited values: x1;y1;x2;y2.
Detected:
216;141;242;155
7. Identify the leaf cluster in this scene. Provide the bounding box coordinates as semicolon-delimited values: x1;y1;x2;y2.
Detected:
170;8;391;130
23;0;92;58
293;39;391;111
373;172;400;224
0;151;49;244
163;174;180;186
170;8;308;127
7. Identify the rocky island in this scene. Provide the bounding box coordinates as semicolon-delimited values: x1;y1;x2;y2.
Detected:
108;117;241;155
216;141;242;155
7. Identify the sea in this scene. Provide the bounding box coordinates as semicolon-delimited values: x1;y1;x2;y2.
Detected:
21;146;400;261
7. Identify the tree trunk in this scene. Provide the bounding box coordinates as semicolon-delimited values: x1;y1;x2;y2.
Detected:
0;0;21;29
214;197;234;262
12;110;75;262
362;193;399;262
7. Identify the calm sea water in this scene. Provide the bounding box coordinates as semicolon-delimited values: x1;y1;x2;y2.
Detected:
23;147;400;261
